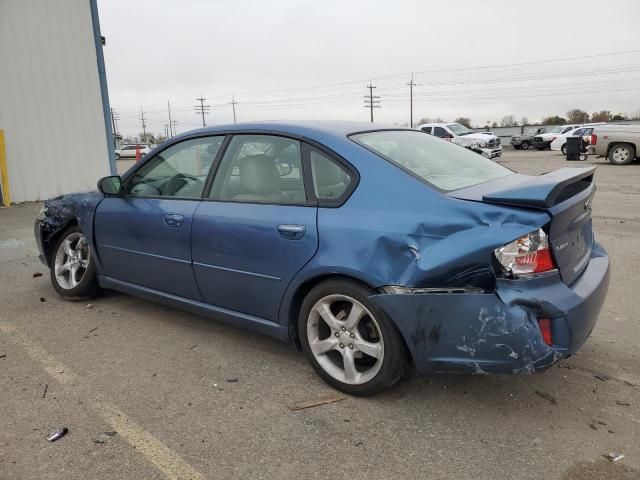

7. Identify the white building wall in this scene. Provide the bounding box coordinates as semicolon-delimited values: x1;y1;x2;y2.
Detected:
0;0;112;203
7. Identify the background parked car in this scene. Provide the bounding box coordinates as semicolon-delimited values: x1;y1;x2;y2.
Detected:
115;144;153;159
532;124;582;150
510;127;545;150
418;122;502;159
551;126;598;155
588;124;640;165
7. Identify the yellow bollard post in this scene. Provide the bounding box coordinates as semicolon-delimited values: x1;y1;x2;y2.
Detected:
0;129;10;207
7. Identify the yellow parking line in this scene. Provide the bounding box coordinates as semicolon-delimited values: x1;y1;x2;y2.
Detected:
0;321;206;480
0;130;11;207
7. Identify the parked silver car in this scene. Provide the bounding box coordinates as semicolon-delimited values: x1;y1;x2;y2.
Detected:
588;125;639;165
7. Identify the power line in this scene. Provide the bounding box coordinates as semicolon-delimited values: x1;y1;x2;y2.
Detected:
171;120;178;135
194;96;210;127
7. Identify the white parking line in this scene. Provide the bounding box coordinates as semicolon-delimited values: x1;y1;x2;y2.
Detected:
0;321;206;480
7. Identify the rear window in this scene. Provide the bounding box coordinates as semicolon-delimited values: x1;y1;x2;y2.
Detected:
351;130;513;191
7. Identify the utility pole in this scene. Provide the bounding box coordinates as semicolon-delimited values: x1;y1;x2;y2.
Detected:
167;100;174;136
194;96;210;127
407;73;416;128
110;107;119;135
364;82;380;123
139;107;147;142
230;95;238;123
171;120;178;135
163;124;169;139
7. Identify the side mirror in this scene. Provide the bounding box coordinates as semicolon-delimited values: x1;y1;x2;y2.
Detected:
98;175;122;195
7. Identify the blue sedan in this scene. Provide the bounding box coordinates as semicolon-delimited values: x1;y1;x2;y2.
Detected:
35;121;610;395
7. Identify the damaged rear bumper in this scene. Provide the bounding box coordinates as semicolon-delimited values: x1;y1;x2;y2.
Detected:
369;242;610;374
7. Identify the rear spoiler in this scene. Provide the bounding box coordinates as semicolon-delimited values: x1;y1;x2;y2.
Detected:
481;167;596;209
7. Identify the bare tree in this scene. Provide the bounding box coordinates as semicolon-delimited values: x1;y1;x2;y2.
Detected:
500;115;517;127
566;109;590;123
454;117;472;128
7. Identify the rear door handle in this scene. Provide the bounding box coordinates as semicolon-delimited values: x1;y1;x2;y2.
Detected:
277;224;306;240
163;213;184;227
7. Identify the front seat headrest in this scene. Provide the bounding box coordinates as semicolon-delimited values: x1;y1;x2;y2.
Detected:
238;154;280;194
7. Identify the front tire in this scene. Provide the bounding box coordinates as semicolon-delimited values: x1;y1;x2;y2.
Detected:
521;140;530;150
608;143;635;165
561;144;567;156
299;279;407;396
50;226;100;300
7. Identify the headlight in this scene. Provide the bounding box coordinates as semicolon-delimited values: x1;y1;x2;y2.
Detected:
494;228;556;277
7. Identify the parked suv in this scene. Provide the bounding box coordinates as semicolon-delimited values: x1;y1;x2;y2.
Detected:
510;127;545;150
418;123;502;159
551;126;599;155
588;124;639;165
115;144;153;159
532;125;582;150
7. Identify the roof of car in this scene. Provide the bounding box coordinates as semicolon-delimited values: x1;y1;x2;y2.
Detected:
173;120;410;141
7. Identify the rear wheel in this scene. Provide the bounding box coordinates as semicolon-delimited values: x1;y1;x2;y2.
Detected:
299;279;407;396
50;226;100;299
521;140;530;150
561;144;567;156
115;153;120;160
608;143;635;165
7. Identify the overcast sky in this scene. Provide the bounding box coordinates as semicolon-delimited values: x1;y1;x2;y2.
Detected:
98;0;640;137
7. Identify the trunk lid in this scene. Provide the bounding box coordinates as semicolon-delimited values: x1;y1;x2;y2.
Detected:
450;167;596;285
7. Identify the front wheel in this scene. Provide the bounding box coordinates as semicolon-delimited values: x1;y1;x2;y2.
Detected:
561;144;567;156
299;279;407;396
521;140;530;150
608;143;635;165
115;153;120;160
50;226;100;299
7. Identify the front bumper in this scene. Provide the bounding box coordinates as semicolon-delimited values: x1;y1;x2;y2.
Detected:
34;220;48;266
369;243;610;374
480;147;502;159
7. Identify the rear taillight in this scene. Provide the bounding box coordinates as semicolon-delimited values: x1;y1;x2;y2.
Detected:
591;134;597;145
537;318;553;345
494;228;557;277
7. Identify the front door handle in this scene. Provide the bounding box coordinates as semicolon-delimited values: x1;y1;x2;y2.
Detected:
277;224;306;240
163;213;184;227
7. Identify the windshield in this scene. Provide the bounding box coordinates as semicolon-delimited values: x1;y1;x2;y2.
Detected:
549;126;565;133
447;123;473;135
352;130;512;191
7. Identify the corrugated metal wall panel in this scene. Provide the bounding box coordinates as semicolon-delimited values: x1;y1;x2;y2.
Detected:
0;0;111;202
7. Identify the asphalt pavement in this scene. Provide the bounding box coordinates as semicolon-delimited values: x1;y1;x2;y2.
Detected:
1;149;639;479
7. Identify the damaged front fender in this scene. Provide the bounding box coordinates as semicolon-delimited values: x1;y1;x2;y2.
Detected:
35;192;104;267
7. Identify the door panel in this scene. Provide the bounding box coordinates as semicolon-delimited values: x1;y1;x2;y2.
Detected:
192;202;318;322
95;197;202;300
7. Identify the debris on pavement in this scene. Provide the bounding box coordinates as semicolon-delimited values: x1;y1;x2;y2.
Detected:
88;327;98;333
534;390;557;406
86;303;93;309
616;400;631;406
594;374;610;382
42;384;48;399
46;427;68;442
92;431;117;444
603;453;624;462
589;423;598;430
226;377;238;383
32;272;42;278
39;297;46;302
288;393;347;411
189;344;198;350
0;353;6;360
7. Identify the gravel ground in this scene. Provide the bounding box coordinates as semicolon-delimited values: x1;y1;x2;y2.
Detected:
1;149;639;479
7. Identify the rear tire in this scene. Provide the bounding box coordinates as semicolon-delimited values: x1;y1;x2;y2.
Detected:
561;144;567;156
298;279;407;396
521;140;530;150
50;226;100;300
115;153;120;160
608;143;635;165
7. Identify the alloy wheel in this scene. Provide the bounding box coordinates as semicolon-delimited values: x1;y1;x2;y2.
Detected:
54;232;90;289
307;294;384;385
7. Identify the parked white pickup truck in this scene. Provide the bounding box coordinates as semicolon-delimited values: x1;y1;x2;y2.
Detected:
418;123;502;159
